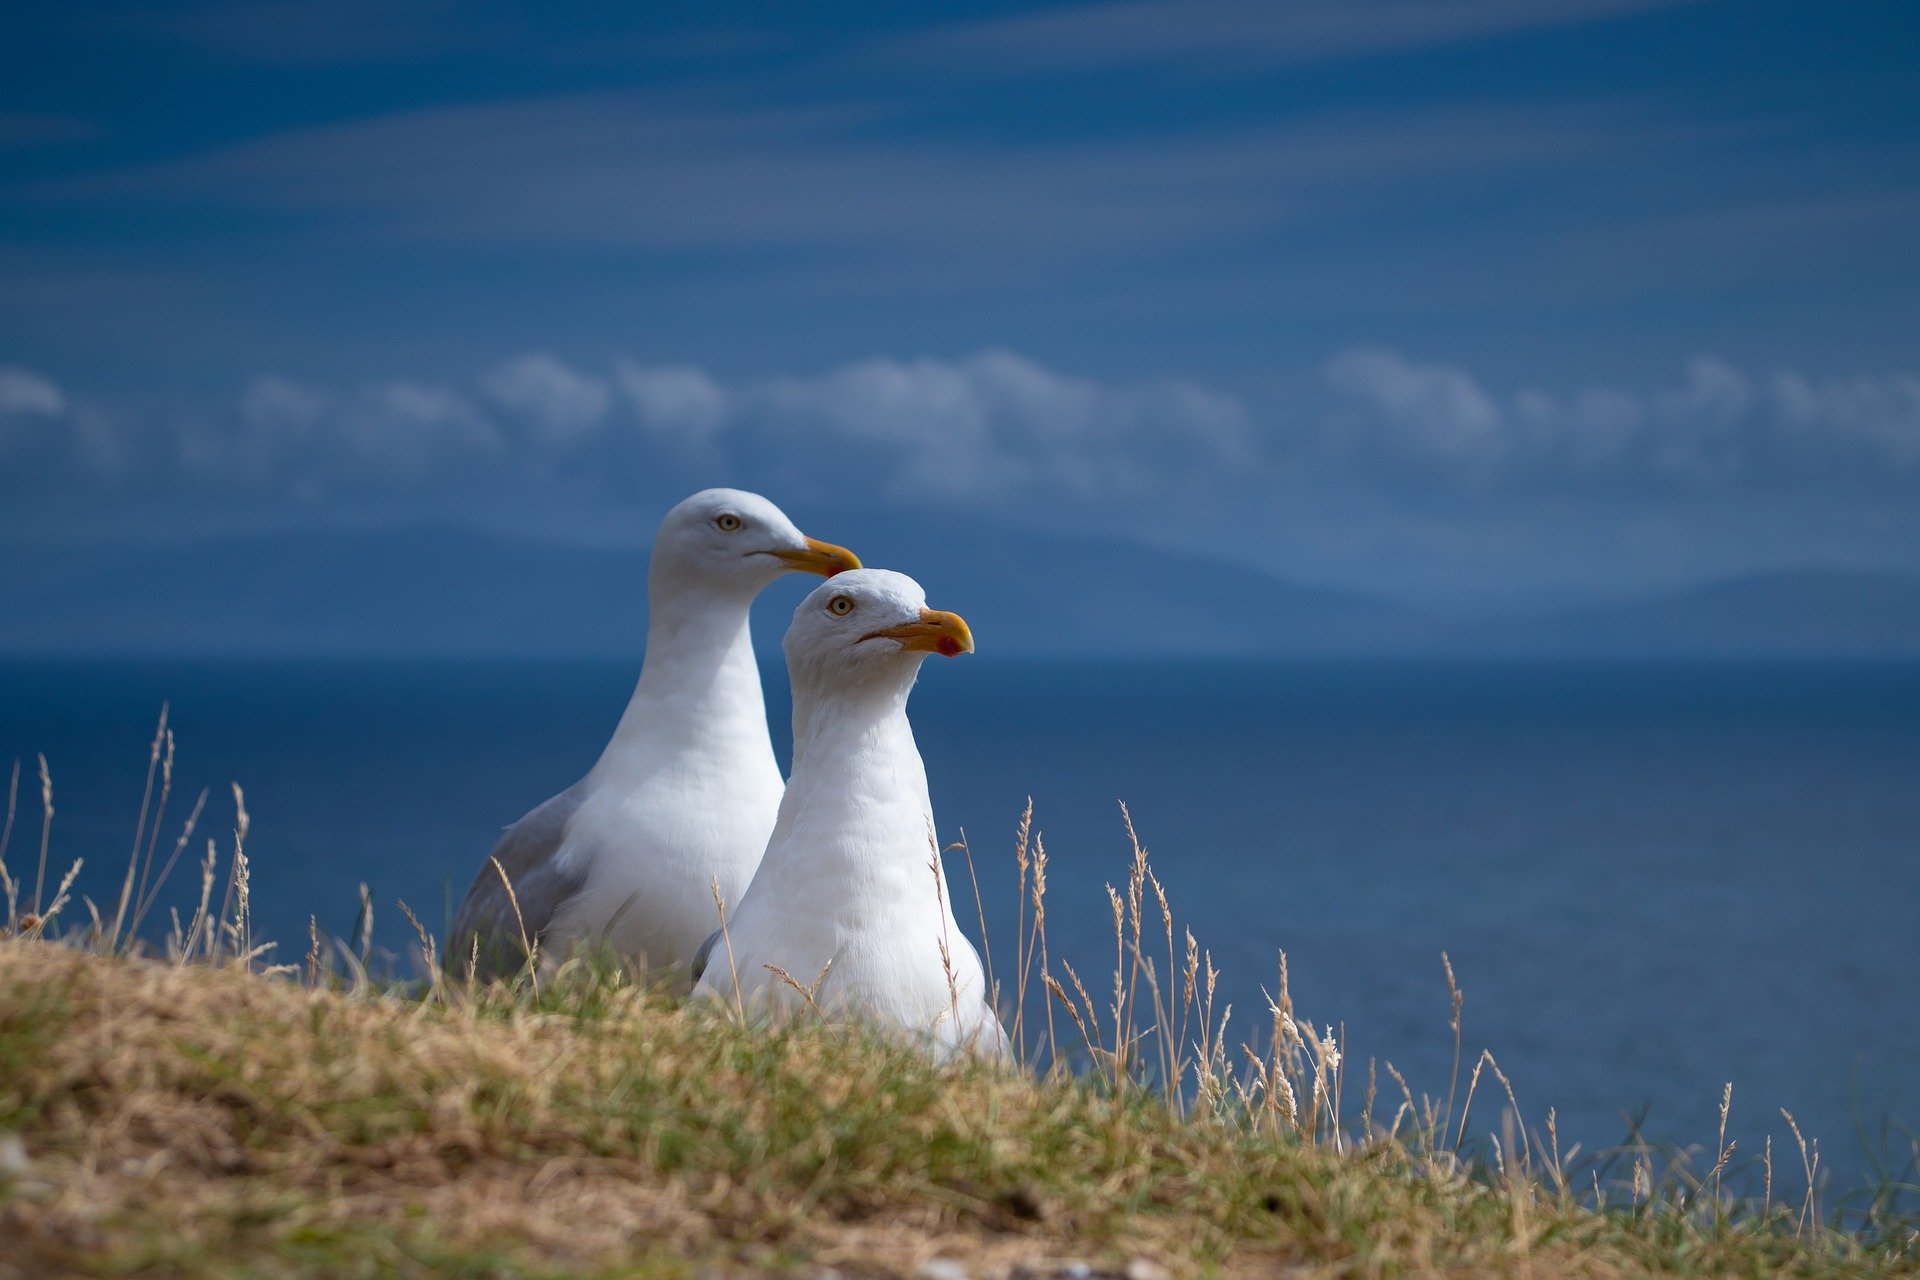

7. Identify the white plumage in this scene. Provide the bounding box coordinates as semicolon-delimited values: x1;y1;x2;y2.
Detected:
447;488;859;988
692;568;1008;1060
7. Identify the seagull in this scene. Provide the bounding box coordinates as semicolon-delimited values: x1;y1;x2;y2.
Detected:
691;569;1009;1060
447;488;860;986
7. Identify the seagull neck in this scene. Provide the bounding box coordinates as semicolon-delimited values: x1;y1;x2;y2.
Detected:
788;670;917;770
783;672;930;850
772;673;956;915
597;575;766;769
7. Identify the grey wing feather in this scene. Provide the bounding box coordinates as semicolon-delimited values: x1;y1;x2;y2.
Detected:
688;925;724;987
445;781;590;981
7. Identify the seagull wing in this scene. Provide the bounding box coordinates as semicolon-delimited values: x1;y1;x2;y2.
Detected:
688;925;724;988
446;781;590;981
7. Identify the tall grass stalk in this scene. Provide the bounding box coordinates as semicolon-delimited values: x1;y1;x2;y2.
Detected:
0;757;19;923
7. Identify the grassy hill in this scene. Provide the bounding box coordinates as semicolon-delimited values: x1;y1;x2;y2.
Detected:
2;937;1914;1279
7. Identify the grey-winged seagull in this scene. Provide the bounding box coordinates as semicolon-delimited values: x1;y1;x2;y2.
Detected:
447;488;859;986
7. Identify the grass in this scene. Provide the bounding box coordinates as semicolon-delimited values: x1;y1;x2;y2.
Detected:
0;716;1916;1278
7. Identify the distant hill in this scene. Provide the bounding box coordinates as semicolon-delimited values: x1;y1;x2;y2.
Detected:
0;530;653;657
4;532;1918;658
0;524;1433;658
1463;568;1920;658
827;518;1433;657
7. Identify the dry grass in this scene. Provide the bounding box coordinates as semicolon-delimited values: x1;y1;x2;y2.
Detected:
1;724;1917;1278
0;940;1910;1280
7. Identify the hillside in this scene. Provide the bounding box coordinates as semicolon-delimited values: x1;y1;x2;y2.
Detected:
1;942;1914;1279
7;528;1920;659
0;523;1430;658
1474;568;1920;658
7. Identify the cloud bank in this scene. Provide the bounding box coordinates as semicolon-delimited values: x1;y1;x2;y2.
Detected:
0;349;1253;530
1324;348;1920;487
5;346;1919;599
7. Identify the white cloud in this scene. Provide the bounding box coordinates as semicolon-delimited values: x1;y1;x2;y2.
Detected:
0;365;72;463
1768;368;1920;468
752;350;1250;499
0;365;66;418
760;355;1029;495
9;350;1242;516
481;354;612;445
1325;347;1505;464
1327;346;1920;485
178;375;500;486
337;381;501;471
615;361;729;440
10;345;1920;563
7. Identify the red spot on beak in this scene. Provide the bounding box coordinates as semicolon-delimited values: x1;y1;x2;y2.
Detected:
936;636;963;657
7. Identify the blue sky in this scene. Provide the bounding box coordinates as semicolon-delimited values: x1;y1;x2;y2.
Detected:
2;0;1918;607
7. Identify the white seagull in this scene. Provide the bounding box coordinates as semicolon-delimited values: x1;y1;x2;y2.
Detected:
691;569;1008;1060
447;488;859;986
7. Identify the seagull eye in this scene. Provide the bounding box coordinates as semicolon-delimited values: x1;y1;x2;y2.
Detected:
715;513;743;532
827;595;856;617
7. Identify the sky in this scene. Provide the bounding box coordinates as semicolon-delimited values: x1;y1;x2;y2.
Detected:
2;0;1918;609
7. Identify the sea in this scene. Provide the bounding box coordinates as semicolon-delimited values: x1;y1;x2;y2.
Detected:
3;657;1917;1201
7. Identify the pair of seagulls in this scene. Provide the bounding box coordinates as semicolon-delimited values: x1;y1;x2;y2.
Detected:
447;488;1007;1059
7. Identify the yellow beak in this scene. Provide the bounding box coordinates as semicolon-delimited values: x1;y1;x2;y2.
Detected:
767;537;862;577
866;608;975;658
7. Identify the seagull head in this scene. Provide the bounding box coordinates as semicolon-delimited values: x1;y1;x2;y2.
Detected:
651;488;860;595
784;568;974;688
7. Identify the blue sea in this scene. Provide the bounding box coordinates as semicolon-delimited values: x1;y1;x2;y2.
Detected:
4;657;1917;1198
